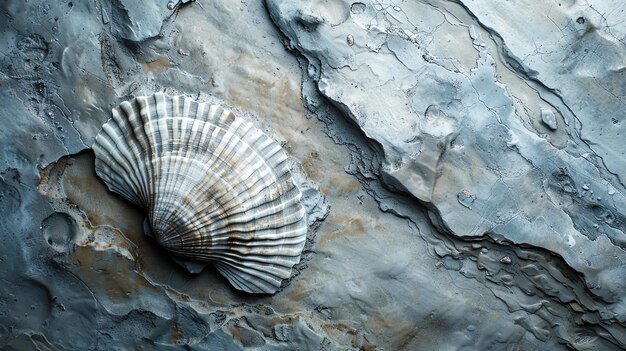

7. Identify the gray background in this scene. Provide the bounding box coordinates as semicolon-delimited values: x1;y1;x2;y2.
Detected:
1;0;625;350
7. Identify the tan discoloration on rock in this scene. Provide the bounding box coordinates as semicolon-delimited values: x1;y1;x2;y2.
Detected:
143;56;170;73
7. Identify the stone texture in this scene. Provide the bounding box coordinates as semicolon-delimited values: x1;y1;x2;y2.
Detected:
0;0;625;350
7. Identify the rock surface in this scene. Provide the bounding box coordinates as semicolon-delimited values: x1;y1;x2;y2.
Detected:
0;0;625;350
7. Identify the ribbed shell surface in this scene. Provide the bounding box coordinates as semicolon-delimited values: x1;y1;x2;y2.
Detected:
92;93;307;294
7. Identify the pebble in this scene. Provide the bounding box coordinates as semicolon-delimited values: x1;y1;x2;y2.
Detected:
540;108;557;130
500;256;512;264
457;189;476;209
346;34;354;46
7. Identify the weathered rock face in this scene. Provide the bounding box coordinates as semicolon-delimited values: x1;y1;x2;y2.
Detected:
267;0;626;346
0;0;625;350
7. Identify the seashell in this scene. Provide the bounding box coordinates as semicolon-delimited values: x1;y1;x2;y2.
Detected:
92;93;307;294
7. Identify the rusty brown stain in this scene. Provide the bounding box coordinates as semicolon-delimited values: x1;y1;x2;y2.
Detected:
317;171;361;198
69;245;145;303
60;153;144;241
143;56;170;73
223;59;307;133
277;281;309;311
37;155;71;195
329;175;360;195
37;160;58;187
182;196;191;206
171;321;181;344
319;186;330;196
320;322;364;348
223;52;245;63
37;154;263;310
269;314;299;326
38;153;159;304
319;213;368;250
370;312;419;350
250;75;277;90
227;325;241;343
300;156;321;181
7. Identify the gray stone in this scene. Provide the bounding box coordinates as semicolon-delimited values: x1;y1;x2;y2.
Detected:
1;0;625;350
541;108;557;130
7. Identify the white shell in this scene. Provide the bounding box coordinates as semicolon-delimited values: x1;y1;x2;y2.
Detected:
92;93;307;294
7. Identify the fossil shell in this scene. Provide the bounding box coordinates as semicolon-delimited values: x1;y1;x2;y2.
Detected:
92;93;307;294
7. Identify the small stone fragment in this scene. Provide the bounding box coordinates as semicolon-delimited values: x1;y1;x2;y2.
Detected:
541;108;557;130
167;1;175;10
457;190;476;209
350;2;366;14
273;324;292;342
469;25;478;39
582;184;589;191
500;256;512;264
346;34;354;46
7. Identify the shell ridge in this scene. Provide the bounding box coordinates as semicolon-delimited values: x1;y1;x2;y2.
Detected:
215;263;252;293
188;144;286;226
161;117;209;227
188;242;306;259
209;167;296;220
154;92;177;220
132;98;159;209
159;124;268;238
148;96;176;228
178;220;307;246
94;160;138;203
169;176;305;248
216;259;285;290
104;110;149;205
152;118;204;237
208;111;290;190
149;118;216;238
119;103;152;205
93;94;308;294
199;178;305;237
211;176;303;225
175;221;307;249
108;108;148;207
160;119;183;221
212;258;284;287
155;124;241;242
93;135;144;205
216;180;302;225
207;198;305;235
183;234;306;248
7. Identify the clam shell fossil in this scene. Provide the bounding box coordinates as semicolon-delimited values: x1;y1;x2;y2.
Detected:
92;93;307;294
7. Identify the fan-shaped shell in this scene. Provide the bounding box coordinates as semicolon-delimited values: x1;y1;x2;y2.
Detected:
92;93;307;294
